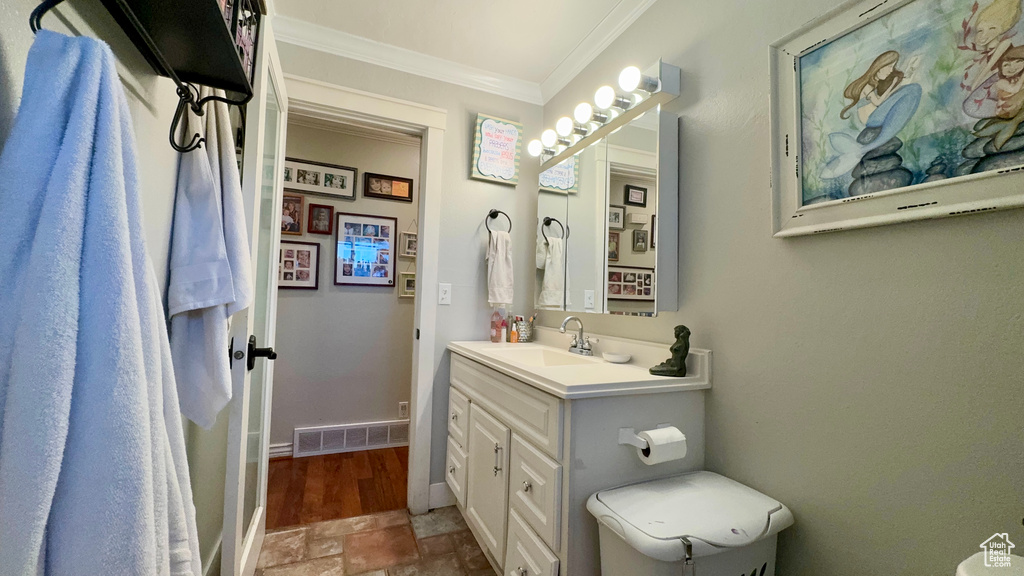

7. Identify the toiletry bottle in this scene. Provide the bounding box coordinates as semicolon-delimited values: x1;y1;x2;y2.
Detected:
511;322;519;343
490;309;502;343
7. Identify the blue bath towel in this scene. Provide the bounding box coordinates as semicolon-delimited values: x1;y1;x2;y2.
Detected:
0;31;201;576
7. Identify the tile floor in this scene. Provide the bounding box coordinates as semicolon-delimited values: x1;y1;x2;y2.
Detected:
257;506;497;576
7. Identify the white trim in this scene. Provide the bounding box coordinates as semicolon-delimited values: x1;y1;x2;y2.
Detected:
275;16;543;105
288;116;421;147
202;534;222;576
539;0;659;102
428;482;457;510
269;443;294;459
284;74;446;517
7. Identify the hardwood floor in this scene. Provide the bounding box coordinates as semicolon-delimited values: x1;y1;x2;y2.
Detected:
266;447;408;530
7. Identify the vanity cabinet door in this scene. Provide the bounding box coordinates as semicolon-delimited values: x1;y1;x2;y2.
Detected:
466;403;511;567
448;386;470;448
446;436;469;507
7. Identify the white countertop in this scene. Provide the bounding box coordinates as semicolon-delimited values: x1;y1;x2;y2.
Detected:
447;340;712;399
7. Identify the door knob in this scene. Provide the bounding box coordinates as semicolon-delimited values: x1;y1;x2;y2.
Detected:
247;335;277;371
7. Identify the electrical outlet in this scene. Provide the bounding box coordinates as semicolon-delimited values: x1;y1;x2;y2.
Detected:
438;283;452;305
584;290;595;309
399;402;409;419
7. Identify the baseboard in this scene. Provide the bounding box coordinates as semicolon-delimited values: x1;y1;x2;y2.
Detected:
428;482;456;509
203;533;222;576
269;443;294;459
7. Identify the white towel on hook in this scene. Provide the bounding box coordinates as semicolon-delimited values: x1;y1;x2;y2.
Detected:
486;230;514;307
167;87;252;429
536;238;565;308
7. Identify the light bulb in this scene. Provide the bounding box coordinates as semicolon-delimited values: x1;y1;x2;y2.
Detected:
594;85;616;110
527;139;543;157
574;102;593;124
541;129;557;148
555;116;574;137
619;66;642;92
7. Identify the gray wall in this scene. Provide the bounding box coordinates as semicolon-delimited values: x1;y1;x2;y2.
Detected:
271;123;420;445
1;2;226;573
537;0;1024;574
277;42;544;484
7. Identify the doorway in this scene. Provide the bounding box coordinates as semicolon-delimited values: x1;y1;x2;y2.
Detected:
266;119;422;529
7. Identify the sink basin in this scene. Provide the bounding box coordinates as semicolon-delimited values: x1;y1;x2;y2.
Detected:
489;347;598;367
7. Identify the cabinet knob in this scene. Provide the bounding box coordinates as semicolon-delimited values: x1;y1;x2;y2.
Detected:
516;567;528;576
522;481;532;493
449;466;456;475
451;413;458;422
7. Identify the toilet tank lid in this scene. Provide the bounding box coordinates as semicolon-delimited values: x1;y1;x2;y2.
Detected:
587;471;794;562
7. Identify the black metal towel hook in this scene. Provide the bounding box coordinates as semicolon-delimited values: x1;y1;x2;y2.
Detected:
485;209;512;233
30;0;252;153
541;217;568;242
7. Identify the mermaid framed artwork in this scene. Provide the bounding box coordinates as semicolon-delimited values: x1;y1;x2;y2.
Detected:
770;0;1024;237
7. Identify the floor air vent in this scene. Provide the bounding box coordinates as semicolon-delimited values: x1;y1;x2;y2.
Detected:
292;419;411;458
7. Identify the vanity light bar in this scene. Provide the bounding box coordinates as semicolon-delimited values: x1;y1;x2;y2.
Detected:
531;61;681;170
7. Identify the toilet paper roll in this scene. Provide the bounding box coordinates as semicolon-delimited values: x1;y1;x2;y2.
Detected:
637;426;687;465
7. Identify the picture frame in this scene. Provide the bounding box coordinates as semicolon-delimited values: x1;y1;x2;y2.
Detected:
279;241;320;290
283;157;357;200
399;231;418;258
281;192;304;235
632;229;649;252
307;203;334;235
334;212;398;286
770;0;1024;237
471;113;523;186
651;214;656;249
608;205;626;230
608;265;654;301
398;272;416;298
364;172;414;203
624;185;647;207
608;231;620;262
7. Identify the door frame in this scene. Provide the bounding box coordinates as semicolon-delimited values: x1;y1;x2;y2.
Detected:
283;74;447;515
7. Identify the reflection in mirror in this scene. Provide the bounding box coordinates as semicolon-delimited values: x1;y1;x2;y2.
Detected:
605;111;658;316
536;162;570;310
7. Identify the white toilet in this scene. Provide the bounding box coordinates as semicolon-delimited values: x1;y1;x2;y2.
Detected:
956;551;1024;575
587;471;793;576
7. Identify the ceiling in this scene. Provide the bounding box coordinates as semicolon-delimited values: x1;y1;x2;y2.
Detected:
273;0;658;104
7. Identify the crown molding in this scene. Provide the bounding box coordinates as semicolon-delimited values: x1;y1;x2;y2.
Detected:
539;0;658;102
289;115;422;148
275;15;545;105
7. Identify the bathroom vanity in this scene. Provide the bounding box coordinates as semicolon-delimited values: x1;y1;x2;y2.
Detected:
445;331;711;576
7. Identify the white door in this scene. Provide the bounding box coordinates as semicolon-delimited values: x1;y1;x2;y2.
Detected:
466;404;511;567
222;21;288;576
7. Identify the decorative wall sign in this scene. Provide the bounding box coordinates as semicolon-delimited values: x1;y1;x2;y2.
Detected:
539;156;579;194
771;0;1024;236
364;172;414;203
335;212;398;286
279;241;320;290
283;157;357;200
281;192;304;235
307;203;334;235
608;265;654;301
471;113;523;185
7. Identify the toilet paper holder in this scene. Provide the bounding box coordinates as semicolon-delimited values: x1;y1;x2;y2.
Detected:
618;424;673;456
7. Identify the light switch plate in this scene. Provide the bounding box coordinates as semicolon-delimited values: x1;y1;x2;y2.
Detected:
584;290;595;309
438;283;452;305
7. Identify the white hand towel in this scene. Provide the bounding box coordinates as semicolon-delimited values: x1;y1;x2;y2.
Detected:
537;238;565;308
167;87;253;429
487;230;514;307
0;31;200;576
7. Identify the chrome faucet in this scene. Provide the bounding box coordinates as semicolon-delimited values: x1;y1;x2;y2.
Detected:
559;316;593;356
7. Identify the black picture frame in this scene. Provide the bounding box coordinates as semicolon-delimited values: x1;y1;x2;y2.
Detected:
279;241;320;290
364;172;414;203
624;185;647;207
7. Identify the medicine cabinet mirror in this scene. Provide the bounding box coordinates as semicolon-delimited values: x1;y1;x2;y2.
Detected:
534;106;678;316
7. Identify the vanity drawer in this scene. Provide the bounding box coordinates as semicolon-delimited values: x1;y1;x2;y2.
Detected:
448;387;470;448
505;509;558;576
445;436;468;507
450;354;563;460
509;435;562;552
